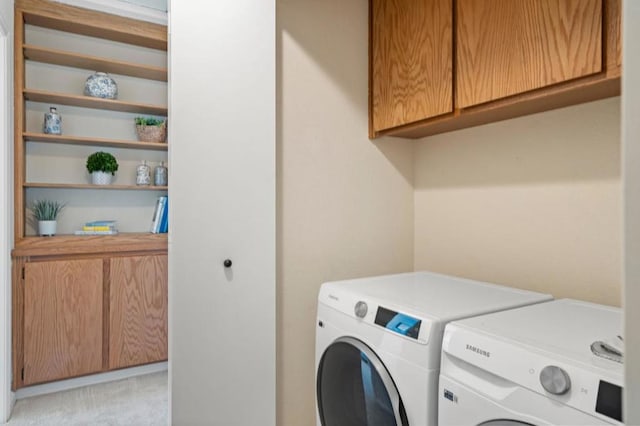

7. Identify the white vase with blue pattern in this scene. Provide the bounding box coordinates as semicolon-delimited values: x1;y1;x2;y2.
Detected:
43;107;62;135
84;72;118;99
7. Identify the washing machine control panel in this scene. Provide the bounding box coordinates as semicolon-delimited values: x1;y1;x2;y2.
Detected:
540;365;571;395
354;301;368;318
374;306;421;340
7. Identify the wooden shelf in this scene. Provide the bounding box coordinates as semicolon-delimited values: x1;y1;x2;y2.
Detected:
18;0;167;51
23;132;168;151
25;182;168;190
24;45;167;81
24;89;167;116
12;232;168;257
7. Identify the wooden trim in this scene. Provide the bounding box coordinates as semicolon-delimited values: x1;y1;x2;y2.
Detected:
376;72;620;139
24;89;167;116
367;0;374;139
24;182;168;191
102;257;110;371
16;0;167;50
20;250;167;264
14;9;25;241
604;0;621;71
12;233;168;258
11;258;25;390
24;132;168;151
24;44;167;81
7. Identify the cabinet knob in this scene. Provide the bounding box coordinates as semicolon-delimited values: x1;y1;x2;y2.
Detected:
223;259;232;268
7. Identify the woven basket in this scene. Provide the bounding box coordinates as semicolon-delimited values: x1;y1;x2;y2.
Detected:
135;123;167;143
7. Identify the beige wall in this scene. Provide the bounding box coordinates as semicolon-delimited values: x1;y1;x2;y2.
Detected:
414;97;621;307
277;0;415;424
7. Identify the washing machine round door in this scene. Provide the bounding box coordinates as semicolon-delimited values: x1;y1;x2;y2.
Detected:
316;336;408;426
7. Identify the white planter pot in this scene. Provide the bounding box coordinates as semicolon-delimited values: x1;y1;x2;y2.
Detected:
92;171;113;185
38;220;57;236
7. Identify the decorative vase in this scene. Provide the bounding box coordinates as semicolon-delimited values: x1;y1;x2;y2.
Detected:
92;171;113;185
136;160;151;186
38;220;57;236
84;72;118;99
154;161;168;186
135;122;167;143
43;106;62;135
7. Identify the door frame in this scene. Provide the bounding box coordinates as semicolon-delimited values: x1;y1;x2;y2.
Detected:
0;9;13;423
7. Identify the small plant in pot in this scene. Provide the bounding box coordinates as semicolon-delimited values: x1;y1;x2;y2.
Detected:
30;199;65;236
135;117;167;143
86;151;118;185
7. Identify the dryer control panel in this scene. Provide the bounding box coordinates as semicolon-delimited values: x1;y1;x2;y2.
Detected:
374;306;421;340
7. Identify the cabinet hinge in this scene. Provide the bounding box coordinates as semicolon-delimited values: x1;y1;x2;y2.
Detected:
21;368;24;381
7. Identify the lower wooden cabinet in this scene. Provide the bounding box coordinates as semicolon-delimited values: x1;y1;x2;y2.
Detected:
109;255;168;369
13;252;168;389
23;259;103;385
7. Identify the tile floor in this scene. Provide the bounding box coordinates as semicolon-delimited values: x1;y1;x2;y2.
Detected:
6;372;167;425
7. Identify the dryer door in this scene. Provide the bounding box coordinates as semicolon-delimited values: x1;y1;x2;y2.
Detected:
316;336;408;426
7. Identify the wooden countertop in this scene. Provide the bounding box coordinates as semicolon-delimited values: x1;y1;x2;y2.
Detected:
12;233;167;257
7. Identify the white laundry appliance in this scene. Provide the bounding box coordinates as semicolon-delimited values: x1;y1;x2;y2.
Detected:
439;299;623;425
314;271;552;426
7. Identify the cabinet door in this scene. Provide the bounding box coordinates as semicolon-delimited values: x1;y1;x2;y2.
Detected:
456;0;602;108
109;255;167;369
170;0;275;424
371;0;453;131
23;259;103;385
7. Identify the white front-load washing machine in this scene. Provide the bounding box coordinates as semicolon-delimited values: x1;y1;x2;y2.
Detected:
315;271;552;426
439;299;623;425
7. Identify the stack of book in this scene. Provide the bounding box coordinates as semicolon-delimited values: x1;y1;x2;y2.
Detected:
74;220;118;235
151;195;168;233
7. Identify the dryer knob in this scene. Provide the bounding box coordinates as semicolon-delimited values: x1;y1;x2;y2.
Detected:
540;365;571;395
354;301;368;318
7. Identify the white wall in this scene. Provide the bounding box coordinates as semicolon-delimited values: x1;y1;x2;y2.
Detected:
277;0;414;424
623;1;640;423
0;1;13;422
414;98;621;306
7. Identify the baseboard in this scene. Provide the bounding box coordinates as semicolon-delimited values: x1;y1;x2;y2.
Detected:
15;362;168;400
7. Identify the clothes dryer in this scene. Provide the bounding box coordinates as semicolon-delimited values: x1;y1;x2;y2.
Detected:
315;271;552;426
439;299;623;425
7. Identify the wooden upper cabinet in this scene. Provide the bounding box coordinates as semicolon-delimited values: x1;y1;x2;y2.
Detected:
371;0;453;132
456;0;603;108
23;259;103;385
109;255;168;370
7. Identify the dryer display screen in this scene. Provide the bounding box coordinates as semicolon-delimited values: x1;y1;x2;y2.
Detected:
596;380;622;422
374;307;421;339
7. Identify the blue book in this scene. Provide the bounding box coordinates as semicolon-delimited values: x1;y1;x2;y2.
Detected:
155;196;167;233
159;196;168;233
85;220;117;227
150;196;166;233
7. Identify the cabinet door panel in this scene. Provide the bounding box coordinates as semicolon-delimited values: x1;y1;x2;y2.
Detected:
456;0;602;108
23;259;103;385
372;0;453;131
109;255;167;369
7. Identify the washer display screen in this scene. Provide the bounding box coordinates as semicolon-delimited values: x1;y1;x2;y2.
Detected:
374;307;421;339
596;380;622;422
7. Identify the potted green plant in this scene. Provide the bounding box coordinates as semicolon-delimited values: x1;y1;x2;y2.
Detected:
86;151;119;185
135;117;167;143
30;199;65;236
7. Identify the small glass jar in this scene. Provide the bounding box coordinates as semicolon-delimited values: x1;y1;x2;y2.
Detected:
43;107;62;135
136;160;151;186
154;161;168;186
